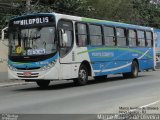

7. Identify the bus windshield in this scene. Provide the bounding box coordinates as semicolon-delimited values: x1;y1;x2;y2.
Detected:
9;27;56;56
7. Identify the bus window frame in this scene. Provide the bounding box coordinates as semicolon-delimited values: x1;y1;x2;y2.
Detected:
57;19;74;58
128;28;138;48
88;23;103;47
75;22;89;47
115;27;128;47
145;30;153;47
136;29;146;47
102;25;116;47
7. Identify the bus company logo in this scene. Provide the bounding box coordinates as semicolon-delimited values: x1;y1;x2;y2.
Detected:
13;17;49;26
92;52;114;58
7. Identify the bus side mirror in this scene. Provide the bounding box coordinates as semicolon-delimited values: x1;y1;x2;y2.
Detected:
59;29;68;47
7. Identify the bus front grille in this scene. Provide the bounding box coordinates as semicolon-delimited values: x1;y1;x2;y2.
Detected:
17;73;39;78
16;67;41;70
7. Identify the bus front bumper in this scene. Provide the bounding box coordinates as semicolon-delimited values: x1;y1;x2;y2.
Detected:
8;68;59;81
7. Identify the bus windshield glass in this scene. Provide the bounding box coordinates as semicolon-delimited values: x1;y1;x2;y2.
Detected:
9;27;56;56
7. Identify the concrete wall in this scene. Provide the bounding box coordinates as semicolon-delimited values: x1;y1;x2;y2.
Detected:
0;40;8;72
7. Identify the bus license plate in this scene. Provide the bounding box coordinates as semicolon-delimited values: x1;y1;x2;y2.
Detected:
23;72;32;76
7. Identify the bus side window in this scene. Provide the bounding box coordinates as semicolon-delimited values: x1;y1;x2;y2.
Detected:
76;23;87;47
89;24;102;46
116;28;127;46
137;30;145;47
128;29;137;47
103;26;115;46
146;31;153;47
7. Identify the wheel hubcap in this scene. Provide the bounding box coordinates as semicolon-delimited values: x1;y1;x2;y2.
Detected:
79;69;86;81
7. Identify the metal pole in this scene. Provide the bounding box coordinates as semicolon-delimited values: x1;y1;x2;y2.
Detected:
1;27;8;41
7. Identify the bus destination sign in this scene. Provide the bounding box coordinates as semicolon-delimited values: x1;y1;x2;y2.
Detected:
13;17;49;26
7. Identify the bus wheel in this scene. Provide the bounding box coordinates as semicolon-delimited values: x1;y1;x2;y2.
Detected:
74;65;88;86
130;61;139;78
36;80;50;88
123;61;138;78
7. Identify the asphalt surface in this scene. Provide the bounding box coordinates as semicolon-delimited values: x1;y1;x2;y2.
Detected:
0;70;160;120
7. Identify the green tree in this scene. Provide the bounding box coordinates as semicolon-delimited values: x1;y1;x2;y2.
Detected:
0;0;160;29
87;0;134;22
132;0;160;27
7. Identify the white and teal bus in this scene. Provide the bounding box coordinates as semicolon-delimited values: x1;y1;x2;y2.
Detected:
8;13;154;88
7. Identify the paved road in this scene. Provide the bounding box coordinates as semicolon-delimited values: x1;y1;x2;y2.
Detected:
0;70;160;120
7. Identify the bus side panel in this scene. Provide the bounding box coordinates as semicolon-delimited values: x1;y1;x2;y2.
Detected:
60;47;93;79
85;46;154;77
59;64;80;80
137;48;154;71
92;61;131;76
138;59;154;70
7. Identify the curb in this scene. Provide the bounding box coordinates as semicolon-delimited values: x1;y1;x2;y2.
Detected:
0;82;32;87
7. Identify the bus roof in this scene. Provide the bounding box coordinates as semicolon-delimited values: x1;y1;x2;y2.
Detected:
53;12;153;31
10;12;153;31
81;18;153;31
9;13;54;21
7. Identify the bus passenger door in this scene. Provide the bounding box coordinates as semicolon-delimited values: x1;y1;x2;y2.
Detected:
58;19;75;79
58;19;74;63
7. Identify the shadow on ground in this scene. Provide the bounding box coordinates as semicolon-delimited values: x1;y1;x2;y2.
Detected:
14;74;150;92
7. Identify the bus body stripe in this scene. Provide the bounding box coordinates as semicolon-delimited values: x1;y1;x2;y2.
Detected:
94;50;149;73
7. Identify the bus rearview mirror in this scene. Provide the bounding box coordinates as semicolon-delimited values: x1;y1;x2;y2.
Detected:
62;33;68;44
60;29;68;47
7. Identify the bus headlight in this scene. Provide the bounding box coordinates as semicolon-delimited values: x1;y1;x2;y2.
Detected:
8;65;17;71
40;60;56;71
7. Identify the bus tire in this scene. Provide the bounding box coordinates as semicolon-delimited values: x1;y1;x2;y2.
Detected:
36;80;50;88
123;61;139;78
129;61;139;78
74;65;88;86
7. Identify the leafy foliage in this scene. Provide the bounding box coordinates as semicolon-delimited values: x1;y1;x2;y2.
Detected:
0;0;160;29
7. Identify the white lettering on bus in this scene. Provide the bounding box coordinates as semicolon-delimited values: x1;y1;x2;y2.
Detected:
13;17;49;26
92;52;114;58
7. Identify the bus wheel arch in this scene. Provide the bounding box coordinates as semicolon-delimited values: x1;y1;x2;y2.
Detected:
73;61;91;86
81;60;92;76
